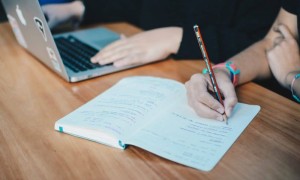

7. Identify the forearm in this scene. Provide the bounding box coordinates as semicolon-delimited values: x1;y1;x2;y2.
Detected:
228;38;273;85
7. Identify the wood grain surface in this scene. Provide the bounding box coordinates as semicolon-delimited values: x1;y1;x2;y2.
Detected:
0;22;299;180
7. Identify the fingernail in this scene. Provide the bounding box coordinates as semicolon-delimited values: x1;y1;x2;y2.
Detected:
216;116;223;121
217;107;224;114
90;58;95;62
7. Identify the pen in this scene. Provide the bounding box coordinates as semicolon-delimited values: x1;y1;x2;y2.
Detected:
193;24;228;124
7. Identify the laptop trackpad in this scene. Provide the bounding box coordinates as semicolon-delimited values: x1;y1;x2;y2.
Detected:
71;28;120;50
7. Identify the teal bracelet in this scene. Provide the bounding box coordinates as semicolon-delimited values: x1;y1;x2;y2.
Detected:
202;62;240;86
291;73;300;103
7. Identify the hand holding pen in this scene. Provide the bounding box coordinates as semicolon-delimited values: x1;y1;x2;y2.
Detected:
184;25;238;124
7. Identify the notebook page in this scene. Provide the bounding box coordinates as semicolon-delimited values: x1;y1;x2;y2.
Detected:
127;101;260;171
55;76;184;144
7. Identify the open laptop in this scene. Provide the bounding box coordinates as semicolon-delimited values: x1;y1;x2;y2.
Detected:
1;0;144;82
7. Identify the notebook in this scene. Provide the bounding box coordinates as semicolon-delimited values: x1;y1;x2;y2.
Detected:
1;0;147;82
55;76;261;171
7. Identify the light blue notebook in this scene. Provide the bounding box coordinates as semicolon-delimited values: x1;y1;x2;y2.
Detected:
55;76;260;171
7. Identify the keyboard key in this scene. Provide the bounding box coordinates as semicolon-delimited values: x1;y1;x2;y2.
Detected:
54;35;103;72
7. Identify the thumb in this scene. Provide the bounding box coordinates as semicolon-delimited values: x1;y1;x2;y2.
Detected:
278;24;294;40
220;81;238;117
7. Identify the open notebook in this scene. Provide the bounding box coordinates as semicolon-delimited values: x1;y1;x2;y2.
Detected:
55;76;260;171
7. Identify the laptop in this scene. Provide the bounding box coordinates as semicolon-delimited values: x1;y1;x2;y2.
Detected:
1;0;144;82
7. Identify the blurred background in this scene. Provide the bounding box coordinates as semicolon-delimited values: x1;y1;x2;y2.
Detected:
0;3;7;22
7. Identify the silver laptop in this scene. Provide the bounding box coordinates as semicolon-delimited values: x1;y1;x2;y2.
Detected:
1;0;143;82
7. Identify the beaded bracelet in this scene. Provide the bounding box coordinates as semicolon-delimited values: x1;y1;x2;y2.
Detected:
291;73;300;103
202;61;240;86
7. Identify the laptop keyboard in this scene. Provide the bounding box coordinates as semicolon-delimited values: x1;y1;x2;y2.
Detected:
54;35;104;73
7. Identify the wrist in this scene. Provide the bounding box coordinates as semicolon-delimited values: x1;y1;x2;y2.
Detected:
170;27;183;54
285;71;300;89
290;73;300;103
212;65;231;79
203;62;240;86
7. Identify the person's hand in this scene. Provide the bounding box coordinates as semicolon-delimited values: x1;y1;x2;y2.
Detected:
91;27;183;67
41;1;85;29
185;69;238;121
267;24;300;88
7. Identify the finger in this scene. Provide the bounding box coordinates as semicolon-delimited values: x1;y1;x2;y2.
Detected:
224;103;237;119
189;74;225;114
272;35;284;48
266;44;281;65
203;74;214;92
190;100;224;121
272;24;280;33
101;39;129;55
266;40;282;56
219;82;237;117
185;79;224;121
97;48;135;65
91;39;128;62
91;45;133;65
113;56;138;67
190;74;212;92
198;91;225;114
97;44;132;63
278;24;294;40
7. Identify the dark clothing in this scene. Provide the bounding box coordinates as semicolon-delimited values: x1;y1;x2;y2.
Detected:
83;0;280;63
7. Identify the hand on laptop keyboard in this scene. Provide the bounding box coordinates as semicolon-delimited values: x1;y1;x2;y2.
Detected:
90;27;183;67
55;36;105;73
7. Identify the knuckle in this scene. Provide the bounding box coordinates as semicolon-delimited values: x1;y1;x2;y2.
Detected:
206;98;219;109
226;97;238;106
210;101;221;110
185;81;191;90
190;73;203;82
229;97;238;105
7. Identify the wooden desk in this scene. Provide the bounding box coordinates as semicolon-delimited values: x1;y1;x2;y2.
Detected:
0;22;299;180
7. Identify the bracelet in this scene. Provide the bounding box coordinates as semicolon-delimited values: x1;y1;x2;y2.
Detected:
291;73;300;103
202;61;240;86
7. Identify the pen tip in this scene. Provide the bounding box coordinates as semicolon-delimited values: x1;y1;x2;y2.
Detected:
222;114;228;125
